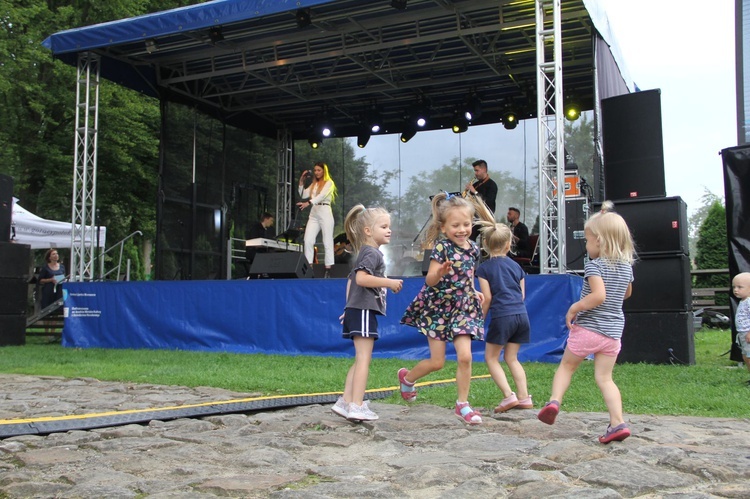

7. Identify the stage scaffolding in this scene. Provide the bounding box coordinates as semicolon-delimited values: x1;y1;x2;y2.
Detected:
70;52;100;282
536;0;567;274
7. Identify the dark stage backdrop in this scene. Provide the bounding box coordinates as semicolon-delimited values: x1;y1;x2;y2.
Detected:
721;146;750;363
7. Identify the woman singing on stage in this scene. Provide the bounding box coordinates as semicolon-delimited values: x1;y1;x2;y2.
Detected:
297;161;338;276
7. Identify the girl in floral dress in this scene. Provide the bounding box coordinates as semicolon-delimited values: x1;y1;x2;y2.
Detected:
399;192;485;424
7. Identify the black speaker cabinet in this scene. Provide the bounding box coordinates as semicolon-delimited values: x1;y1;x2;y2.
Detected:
0;242;31;279
601;89;666;200
312;263;351;278
565;198;588;271
0;278;28;315
0;174;12;243
0;314;25;346
593;197;688;256
249;252;312;279
617;312;695;365
625;255;691;312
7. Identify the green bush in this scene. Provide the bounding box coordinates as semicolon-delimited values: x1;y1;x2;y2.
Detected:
694;201;729;306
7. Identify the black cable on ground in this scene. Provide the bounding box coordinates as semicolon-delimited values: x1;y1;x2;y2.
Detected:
0;375;489;438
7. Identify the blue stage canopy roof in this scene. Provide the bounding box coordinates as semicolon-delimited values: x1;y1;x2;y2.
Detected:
42;0;632;138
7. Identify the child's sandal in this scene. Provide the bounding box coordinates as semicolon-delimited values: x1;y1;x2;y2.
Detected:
598;423;631;444
455;402;482;425
398;368;417;401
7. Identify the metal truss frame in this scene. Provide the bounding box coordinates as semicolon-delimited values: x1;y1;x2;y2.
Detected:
70;52;100;282
276;129;293;233
536;0;567;274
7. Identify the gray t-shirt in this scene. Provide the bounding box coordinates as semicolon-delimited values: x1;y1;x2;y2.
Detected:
575;258;633;340
345;245;387;315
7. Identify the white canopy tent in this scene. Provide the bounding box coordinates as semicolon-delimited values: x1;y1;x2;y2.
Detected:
11;199;106;250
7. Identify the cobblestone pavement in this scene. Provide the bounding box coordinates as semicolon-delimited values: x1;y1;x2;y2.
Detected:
1;374;749;498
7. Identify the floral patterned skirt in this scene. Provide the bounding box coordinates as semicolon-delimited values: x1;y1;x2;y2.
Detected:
400;285;484;341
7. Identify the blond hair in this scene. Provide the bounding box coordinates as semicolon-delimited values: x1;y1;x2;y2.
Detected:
344;204;390;252
471;195;512;255
424;192;475;246
584;201;635;264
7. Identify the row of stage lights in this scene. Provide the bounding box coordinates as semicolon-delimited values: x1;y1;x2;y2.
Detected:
308;99;582;149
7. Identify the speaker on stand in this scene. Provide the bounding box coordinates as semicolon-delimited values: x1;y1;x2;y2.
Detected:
0;241;31;346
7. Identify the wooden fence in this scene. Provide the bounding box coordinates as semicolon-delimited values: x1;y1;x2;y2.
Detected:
691;268;730;311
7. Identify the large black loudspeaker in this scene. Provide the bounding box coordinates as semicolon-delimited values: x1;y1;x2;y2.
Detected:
593;197;688;256
249;252;312;278
618;312;695;365
601;89;666;200
0;315;26;346
0;242;31;279
0;174;12;243
565;198;588;271
0;278;28;315
625;255;692;312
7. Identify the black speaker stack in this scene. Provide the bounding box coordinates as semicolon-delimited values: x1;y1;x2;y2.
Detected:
249;252;313;279
0;242;31;346
0;174;12;243
599;90;694;364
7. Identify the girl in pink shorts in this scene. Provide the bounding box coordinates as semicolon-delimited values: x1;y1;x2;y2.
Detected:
537;201;635;444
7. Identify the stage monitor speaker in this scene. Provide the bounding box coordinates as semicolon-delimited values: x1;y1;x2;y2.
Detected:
0;174;12;243
625;255;692;312
0;242;31;279
249;252;312;279
593;197;688;256
0;314;25;346
312;263;351;279
601;89;666;200
565;198;588;271
617;311;695;365
0;278;28;315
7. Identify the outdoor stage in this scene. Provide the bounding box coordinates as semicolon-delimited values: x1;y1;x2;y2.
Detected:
62;274;583;363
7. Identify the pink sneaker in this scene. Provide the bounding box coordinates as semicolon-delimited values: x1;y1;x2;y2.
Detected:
493;392;519;413
398;368;417;401
515;394;533;409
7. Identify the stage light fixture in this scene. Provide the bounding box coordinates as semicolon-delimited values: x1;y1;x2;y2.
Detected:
452;117;469;134
208;27;224;43
357;132;371;148
308;135;322;149
391;0;407;10
564;101;581;121
144;39;157;54
400;128;417;143
296;9;311;28
466;94;482;121
502;111;518;130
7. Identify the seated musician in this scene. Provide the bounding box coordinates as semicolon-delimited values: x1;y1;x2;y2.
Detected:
245;212;275;270
333;232;353;265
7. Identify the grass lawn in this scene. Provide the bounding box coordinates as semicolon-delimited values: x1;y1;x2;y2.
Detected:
1;328;747;418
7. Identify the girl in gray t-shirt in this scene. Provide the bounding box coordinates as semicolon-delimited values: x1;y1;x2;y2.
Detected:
331;204;403;423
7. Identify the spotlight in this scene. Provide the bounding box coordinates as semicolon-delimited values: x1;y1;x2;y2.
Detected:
451;109;469;133
452;118;468;134
144;39;157;54
208;27;224;43
321;125;332;138
502;111;518;130
391;0;407;10
296;9;311;28
357;132;371;148
466;94;482;121
308;136;322;149
369;110;382;134
564;102;581;121
400;128;417;143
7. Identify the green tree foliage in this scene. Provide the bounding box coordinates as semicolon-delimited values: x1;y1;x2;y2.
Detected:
397;157;535;242
688;188;722;258
694;201;729;305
